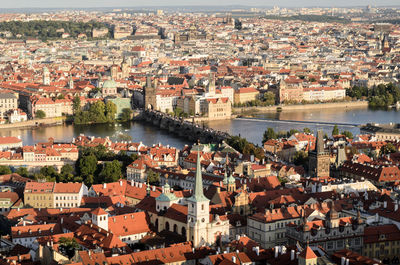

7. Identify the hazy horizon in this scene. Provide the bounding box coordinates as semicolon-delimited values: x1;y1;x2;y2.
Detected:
1;0;400;9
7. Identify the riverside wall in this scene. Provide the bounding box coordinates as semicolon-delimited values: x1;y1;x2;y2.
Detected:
233;101;368;114
0;117;65;130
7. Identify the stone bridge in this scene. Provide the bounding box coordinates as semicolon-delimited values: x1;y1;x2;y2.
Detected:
141;110;230;143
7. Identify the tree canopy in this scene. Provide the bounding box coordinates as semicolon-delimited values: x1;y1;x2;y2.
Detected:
0;20;110;41
35;110;46;119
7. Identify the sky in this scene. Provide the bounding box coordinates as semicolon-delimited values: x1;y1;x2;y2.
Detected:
0;0;399;9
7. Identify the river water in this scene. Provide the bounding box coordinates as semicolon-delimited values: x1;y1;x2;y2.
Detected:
0;108;399;148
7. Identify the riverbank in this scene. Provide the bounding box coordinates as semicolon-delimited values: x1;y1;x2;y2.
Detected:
233;101;368;115
0;117;65;130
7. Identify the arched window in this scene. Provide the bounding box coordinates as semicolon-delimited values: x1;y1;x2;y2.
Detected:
181;227;186;237
174;224;178;233
165;222;170;231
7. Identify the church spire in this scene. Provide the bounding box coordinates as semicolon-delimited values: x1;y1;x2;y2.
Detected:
190;152;209;202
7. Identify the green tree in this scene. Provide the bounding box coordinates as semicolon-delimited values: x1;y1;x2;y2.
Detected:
119;108;132;122
99;160;122;183
332;125;339;136
263;91;276;105
303;127;311;134
381;143;397;155
35;110;46;119
57;94;65;99
0;166;12;175
105;101;117;122
15;167;29;178
286;129;299;138
293;151;308;166
227;136;248;153
59;164;75;182
341;130;353;139
89;101;106;123
59;237;80;259
73;95;81;113
262;128;277;143
146;169;159;185
77;155;98;177
39;166;58;181
173;107;184;117
84;174;95;186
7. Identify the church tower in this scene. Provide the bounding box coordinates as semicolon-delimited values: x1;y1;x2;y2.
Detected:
382;34;390;53
43;67;50;85
121;57;130;79
308;130;330;178
187;151;210;247
207;73;216;96
68;76;74;89
144;75;156;110
91;208;108;231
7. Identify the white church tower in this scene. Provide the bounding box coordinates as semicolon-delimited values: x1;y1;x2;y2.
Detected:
91;208;108;231
187;151;210;247
43;67;50;86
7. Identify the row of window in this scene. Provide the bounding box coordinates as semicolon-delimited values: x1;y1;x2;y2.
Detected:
55;202;78;207
55;196;78;200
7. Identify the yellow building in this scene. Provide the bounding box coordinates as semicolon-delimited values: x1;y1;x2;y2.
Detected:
234;87;259;104
363;224;400;262
206;97;231;120
24;182;54;208
24;182;87;209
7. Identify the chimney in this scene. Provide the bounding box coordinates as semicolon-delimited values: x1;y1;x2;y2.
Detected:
274;246;278;258
341;257;345;265
384;201;387;208
236;234;240;240
103;183;107;189
61;218;63;224
120;180;123;186
290;250;295;261
345;258;349;265
232;256;236;263
255;246;260;256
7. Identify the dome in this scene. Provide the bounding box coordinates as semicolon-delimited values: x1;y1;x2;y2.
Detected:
155;192;177;202
102;79;117;89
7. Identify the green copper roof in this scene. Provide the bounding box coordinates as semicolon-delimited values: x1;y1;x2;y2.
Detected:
156;181;176;202
103;79;117;89
223;170;228;185
228;174;235;184
156;192;177;202
188;151;209;203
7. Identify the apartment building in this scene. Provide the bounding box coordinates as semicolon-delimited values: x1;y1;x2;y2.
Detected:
0;91;18;118
24;182;87;208
234;87;259;104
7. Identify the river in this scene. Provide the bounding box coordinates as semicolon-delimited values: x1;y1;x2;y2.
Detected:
0;108;399;148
